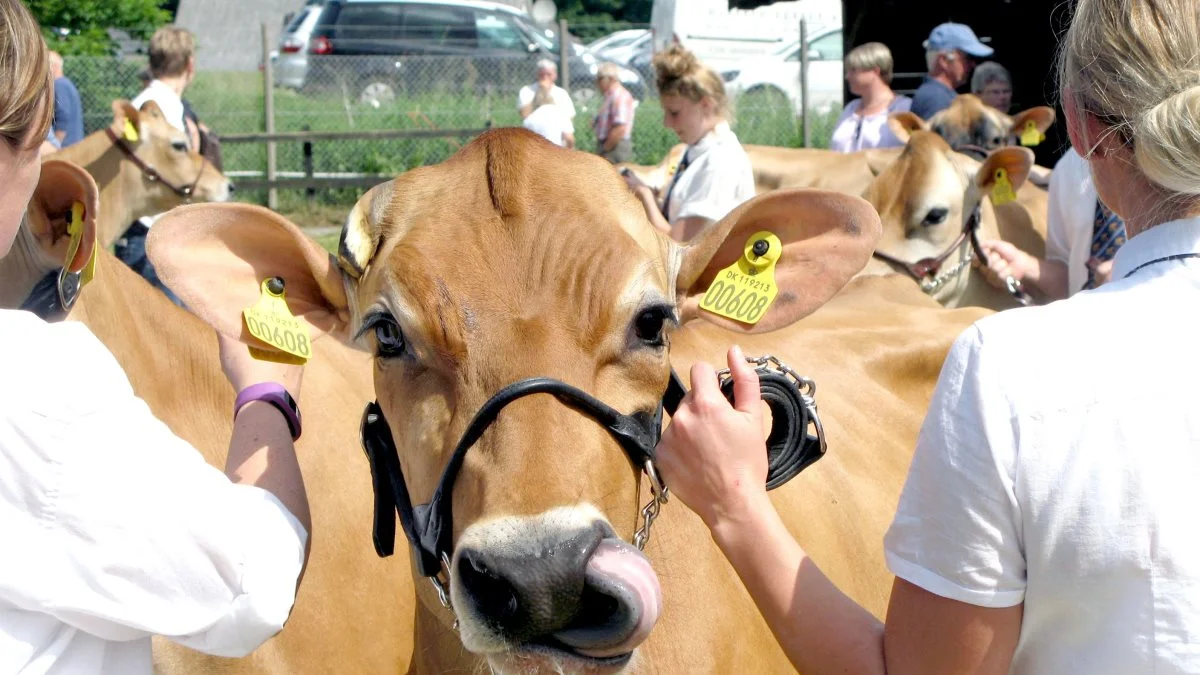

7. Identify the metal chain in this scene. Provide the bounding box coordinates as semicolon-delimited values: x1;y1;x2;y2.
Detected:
634;459;668;551
919;242;973;294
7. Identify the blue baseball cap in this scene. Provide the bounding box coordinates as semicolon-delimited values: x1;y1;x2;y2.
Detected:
923;22;994;58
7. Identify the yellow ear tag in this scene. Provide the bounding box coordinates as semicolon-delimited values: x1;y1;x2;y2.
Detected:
123;119;139;143
73;202;97;287
991;168;1018;206
1020;121;1044;147
699;231;781;325
242;277;311;365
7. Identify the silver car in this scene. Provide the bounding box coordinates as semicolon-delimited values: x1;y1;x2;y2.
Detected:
273;2;325;89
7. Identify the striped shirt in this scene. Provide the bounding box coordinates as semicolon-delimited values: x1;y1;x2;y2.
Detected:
593;84;635;143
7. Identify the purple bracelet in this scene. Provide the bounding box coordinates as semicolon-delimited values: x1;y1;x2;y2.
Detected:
234;382;302;441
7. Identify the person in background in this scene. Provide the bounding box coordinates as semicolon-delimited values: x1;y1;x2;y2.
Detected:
978;146;1126;300
518;59;576;123
622;45;754;242
829;42;912;153
0;1;311;671
522;86;575;148
48;51;83;147
910;22;993;119
971;61;1013;114
593;62;635;164
655;0;1200;672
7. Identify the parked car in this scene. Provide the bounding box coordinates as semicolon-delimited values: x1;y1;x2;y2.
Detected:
588;28;649;65
301;0;644;106
273;1;326;89
722;26;844;118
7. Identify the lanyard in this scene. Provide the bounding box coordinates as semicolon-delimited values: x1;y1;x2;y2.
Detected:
1122;253;1200;279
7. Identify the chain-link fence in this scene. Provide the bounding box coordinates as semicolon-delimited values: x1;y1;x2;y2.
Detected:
61;20;841;214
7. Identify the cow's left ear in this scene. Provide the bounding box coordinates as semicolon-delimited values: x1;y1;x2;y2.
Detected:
887;112;928;144
976;146;1035;196
1009;106;1056;137
675;189;881;333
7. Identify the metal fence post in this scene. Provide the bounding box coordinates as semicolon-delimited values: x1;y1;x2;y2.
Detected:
302;125;315;205
800;19;810;148
262;23;278;211
558;18;570;98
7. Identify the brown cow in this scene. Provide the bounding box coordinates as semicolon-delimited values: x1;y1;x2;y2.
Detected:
53;99;232;247
4;160;417;673
149;129;989;674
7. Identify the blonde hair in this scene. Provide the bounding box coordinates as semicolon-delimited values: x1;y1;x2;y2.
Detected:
653;45;731;120
597;62;621;80
845;42;894;84
0;0;53;149
1060;0;1200;196
148;26;195;79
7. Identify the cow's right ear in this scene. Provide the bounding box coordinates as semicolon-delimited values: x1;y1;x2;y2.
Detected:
887;112;928;144
110;99;143;145
147;202;356;351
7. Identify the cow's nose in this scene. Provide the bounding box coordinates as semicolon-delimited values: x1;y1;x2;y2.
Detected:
456;528;662;658
226;181;236;195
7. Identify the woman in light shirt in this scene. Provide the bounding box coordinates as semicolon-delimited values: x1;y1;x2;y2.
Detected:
828;42;911;153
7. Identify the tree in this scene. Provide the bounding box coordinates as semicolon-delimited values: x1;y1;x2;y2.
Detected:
28;0;171;56
556;0;653;39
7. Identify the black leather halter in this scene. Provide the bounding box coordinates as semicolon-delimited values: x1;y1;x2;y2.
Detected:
104;127;206;201
361;359;825;586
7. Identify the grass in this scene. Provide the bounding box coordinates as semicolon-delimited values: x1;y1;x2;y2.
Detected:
65;57;841;222
315;231;342;254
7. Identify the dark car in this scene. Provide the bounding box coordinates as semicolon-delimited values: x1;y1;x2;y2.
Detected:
302;0;645;105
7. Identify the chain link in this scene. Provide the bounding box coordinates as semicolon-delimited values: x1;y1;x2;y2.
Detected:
919;242;973;295
634;459;668;550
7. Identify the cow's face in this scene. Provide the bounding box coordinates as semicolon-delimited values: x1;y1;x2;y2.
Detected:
863;127;1033;299
112;99;232;211
146;129;882;674
927;94;1056;156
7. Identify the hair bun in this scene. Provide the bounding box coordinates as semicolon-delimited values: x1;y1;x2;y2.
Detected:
1132;83;1200;196
652;45;699;85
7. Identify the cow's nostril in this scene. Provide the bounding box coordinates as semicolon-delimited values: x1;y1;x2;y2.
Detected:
227;182;236;194
458;549;521;624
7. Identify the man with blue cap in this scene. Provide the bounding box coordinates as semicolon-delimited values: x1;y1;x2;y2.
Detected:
910;22;994;119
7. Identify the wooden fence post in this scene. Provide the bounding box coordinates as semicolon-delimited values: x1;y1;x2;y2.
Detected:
559;18;570;98
262;23;278;210
800;19;810;148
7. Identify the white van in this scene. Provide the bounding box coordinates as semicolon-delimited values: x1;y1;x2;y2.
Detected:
650;0;841;72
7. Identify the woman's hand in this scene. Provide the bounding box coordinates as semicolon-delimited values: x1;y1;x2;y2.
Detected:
217;333;303;396
977;239;1040;291
656;345;769;528
621;168;652;197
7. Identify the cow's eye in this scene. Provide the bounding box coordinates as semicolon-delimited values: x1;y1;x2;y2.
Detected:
171;140;188;152
921;207;949;226
991;136;1003;147
634;306;674;348
361;313;407;359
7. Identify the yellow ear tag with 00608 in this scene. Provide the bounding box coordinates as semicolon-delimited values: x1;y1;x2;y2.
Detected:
242;277;311;365
699;231;782;325
73;202;97;286
1019;120;1044;147
123;119;139;143
991;168;1017;206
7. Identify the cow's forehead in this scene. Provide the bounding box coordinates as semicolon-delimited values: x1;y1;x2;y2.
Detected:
356;131;672;351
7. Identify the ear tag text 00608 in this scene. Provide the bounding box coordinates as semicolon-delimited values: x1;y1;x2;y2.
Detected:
991;168;1018;206
1020;120;1044;147
699;231;781;325
243;277;311;365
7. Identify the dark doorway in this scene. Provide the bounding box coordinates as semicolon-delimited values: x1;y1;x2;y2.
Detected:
842;0;1076;167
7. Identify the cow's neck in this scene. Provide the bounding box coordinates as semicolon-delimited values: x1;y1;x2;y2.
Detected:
55;131;163;248
411;601;481;673
68;249;232;450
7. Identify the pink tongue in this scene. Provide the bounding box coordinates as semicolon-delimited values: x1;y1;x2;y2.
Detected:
574;539;663;658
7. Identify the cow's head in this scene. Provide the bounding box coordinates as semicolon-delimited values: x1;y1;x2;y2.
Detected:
0;159;99;310
147;129;880;673
111;99;232;211
863;119;1033;303
922;94;1056;158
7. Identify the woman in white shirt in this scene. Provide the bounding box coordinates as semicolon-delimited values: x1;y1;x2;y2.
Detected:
654;0;1200;672
521;86;576;149
622;45;756;242
828;42;912;153
0;2;311;671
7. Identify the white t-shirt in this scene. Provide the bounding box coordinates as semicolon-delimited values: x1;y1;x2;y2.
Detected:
0;309;307;674
884;216;1200;674
828;96;912;153
665;122;756;225
518;84;576;120
130;80;187;135
522;104;573;147
1046;147;1100;297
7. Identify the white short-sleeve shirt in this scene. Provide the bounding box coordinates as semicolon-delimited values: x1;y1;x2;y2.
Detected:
1045;147;1101;297
518;84;576;120
522;104;573;147
0;309;308;674
130;80;187;135
885;216;1200;674
665;122;756;225
828;96;912;153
